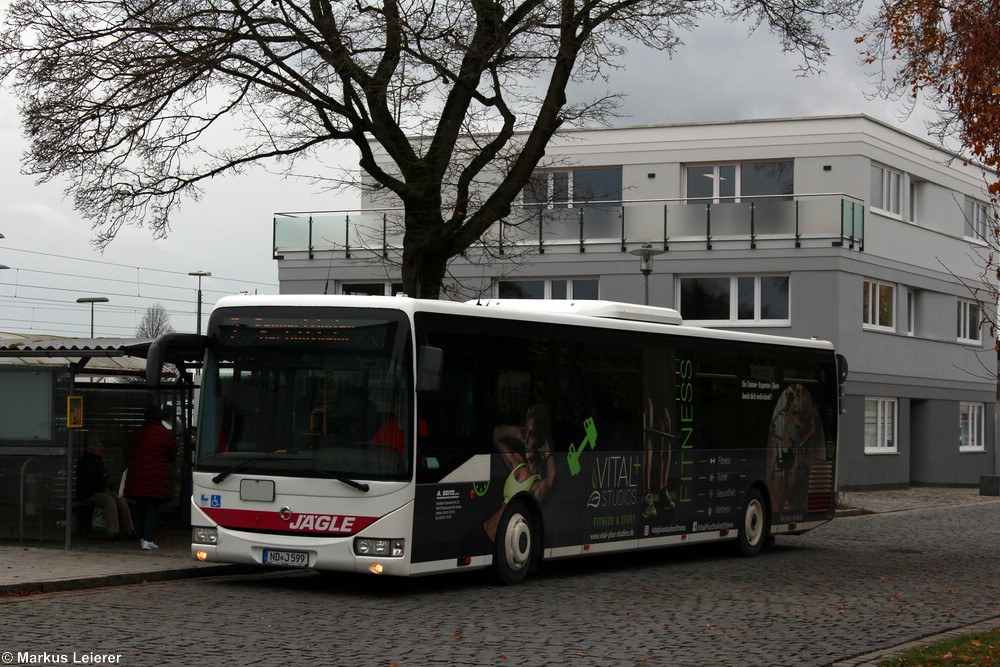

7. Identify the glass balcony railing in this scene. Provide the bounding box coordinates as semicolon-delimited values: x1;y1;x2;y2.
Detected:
273;193;864;258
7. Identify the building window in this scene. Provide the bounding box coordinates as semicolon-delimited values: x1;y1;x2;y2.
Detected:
523;167;622;209
685;161;793;203
341;281;403;296
498;278;599;300
956;300;982;343
679;276;789;324
906;291;915;336
864;397;897;454
908;182;916;222
870;164;902;216
963;198;990;242
687;165;735;203
863;279;895;332
907;177;929;224
551;279;599;299
959;401;985;452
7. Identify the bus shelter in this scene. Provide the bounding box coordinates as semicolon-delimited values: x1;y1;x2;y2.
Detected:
0;335;200;549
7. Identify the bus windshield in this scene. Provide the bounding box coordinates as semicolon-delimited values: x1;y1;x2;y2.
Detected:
195;307;413;482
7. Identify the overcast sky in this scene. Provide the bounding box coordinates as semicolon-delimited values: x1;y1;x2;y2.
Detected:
0;4;938;339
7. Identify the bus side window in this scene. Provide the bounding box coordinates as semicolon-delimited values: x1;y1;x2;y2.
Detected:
417;345;482;483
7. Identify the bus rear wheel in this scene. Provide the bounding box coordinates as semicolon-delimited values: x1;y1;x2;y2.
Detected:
735;487;768;557
493;500;535;585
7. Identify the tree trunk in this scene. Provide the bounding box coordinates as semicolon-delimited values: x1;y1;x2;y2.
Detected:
400;209;450;299
400;247;448;299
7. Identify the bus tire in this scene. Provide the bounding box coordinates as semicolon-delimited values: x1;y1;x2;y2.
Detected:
735;487;768;557
493;500;535;585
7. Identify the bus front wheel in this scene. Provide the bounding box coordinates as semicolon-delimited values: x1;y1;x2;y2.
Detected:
493;500;535;585
735;487;768;557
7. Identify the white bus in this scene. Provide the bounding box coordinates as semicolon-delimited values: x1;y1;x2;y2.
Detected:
147;295;846;584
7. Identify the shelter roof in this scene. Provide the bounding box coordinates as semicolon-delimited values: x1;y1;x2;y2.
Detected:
0;332;155;376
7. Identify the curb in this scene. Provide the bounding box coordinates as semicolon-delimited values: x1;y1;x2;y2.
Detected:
0;563;260;597
830;615;1000;667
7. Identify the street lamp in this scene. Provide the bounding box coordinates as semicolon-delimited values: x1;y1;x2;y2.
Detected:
628;243;666;305
76;296;109;337
188;271;211;335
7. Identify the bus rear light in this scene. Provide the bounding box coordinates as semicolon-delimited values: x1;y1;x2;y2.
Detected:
355;538;405;558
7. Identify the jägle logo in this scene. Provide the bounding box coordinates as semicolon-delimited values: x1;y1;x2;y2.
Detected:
287;513;357;533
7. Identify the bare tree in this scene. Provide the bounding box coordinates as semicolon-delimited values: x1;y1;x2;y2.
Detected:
136;303;175;339
0;0;860;298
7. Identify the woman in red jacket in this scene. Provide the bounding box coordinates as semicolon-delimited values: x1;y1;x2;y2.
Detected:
125;405;178;550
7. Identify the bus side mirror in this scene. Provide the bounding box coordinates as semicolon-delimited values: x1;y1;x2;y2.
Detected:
140;333;209;388
836;354;849;384
416;346;443;393
146;337;167;389
836;353;849;415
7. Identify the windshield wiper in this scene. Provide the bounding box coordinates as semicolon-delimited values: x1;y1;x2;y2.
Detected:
211;454;370;491
211;456;283;484
314;469;370;493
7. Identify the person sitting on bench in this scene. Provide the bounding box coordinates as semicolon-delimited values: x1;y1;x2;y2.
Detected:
76;438;136;541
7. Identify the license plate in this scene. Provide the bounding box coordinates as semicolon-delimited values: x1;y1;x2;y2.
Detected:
262;549;309;568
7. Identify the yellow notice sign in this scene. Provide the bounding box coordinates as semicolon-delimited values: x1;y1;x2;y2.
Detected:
67;396;84;428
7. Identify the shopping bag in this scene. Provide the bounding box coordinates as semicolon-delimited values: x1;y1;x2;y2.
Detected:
91;507;107;534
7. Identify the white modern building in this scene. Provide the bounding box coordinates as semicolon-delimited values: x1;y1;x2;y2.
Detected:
273;115;998;489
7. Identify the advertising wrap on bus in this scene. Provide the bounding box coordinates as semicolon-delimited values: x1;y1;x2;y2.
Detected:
409;312;837;568
159;295;843;585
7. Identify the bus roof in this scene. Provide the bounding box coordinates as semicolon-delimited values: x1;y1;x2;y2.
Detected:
210;294;834;351
470;299;683;325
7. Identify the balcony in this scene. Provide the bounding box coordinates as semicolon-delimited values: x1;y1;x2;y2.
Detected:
273;193;864;259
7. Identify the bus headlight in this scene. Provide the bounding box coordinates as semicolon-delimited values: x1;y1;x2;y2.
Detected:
192;527;218;545
354;538;405;558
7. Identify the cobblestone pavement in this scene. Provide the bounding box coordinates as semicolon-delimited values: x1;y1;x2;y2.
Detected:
0;488;997;667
